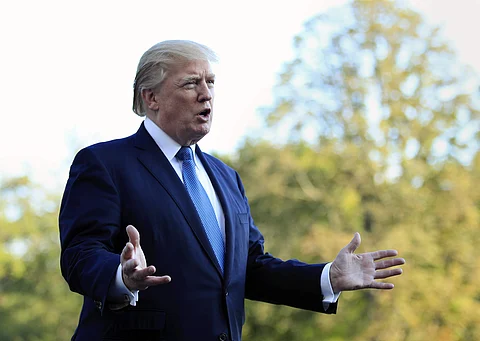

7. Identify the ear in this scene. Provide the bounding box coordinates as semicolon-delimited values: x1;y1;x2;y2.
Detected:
141;89;160;111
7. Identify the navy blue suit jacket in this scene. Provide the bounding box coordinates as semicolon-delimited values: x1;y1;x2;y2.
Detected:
59;123;336;341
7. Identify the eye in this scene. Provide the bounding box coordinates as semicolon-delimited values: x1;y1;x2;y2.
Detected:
183;81;196;88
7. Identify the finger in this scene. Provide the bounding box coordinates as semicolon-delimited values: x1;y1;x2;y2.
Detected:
375;258;406;270
374;268;403;280
120;242;135;263
345;232;361;253
126;225;140;248
122;258;140;275
369;281;395;290
129;266;157;281
129;275;172;291
143;275;172;286
370;249;399;261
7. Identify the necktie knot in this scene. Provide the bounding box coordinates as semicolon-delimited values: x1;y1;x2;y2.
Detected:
176;146;193;162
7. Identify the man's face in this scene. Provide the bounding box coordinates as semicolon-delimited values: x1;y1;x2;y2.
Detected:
150;59;215;146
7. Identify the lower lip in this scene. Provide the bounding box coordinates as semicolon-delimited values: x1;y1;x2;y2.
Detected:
197;114;210;122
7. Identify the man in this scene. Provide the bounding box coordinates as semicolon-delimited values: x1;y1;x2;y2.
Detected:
59;40;405;341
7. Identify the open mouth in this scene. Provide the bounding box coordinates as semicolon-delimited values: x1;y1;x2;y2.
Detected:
198;108;211;117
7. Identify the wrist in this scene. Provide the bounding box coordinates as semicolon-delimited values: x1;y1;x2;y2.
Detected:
329;263;341;293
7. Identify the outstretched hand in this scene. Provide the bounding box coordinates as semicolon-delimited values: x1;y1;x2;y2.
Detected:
330;232;405;293
121;225;171;291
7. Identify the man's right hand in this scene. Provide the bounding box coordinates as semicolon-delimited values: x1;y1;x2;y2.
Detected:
121;225;171;291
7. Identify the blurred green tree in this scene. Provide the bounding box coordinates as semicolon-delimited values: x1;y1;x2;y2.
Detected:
223;0;480;340
0;176;81;341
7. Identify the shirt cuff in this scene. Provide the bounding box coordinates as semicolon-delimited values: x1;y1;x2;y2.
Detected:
320;262;341;311
108;264;138;306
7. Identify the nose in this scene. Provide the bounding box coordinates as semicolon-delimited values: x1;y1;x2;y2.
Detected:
198;81;213;102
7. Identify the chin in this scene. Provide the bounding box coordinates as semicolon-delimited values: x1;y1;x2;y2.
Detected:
196;124;211;137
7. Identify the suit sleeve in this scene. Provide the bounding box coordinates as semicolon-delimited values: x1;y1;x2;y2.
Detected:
59;147;122;311
239;172;337;314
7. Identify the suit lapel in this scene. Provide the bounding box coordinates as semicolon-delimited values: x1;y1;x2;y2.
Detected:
133;123;224;278
195;146;235;285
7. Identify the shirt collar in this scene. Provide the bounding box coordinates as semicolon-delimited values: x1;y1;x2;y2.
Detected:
144;116;197;164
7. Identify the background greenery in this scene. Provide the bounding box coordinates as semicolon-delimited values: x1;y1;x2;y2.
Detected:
1;1;478;340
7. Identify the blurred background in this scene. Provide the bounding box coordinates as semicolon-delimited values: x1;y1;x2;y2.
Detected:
0;0;479;340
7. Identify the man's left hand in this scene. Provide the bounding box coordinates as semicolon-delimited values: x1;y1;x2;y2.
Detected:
329;232;405;293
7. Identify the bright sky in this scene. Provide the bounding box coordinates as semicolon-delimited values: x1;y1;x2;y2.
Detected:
1;0;479;190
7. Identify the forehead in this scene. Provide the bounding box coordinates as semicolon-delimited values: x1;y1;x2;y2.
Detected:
168;59;214;79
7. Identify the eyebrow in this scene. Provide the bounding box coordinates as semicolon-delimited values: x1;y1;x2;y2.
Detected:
181;73;216;83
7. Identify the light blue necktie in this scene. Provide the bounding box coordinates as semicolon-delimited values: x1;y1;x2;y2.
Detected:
176;146;225;273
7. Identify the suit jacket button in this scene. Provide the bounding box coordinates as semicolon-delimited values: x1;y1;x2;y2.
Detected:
218;332;228;341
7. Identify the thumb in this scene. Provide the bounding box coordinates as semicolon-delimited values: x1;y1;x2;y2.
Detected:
345;232;361;253
126;225;140;248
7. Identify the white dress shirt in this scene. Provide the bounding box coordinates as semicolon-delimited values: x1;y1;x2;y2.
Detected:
109;117;340;309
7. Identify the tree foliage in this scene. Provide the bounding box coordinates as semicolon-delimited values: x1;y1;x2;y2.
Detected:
229;140;479;341
266;0;479;168
0;177;81;341
225;0;480;340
